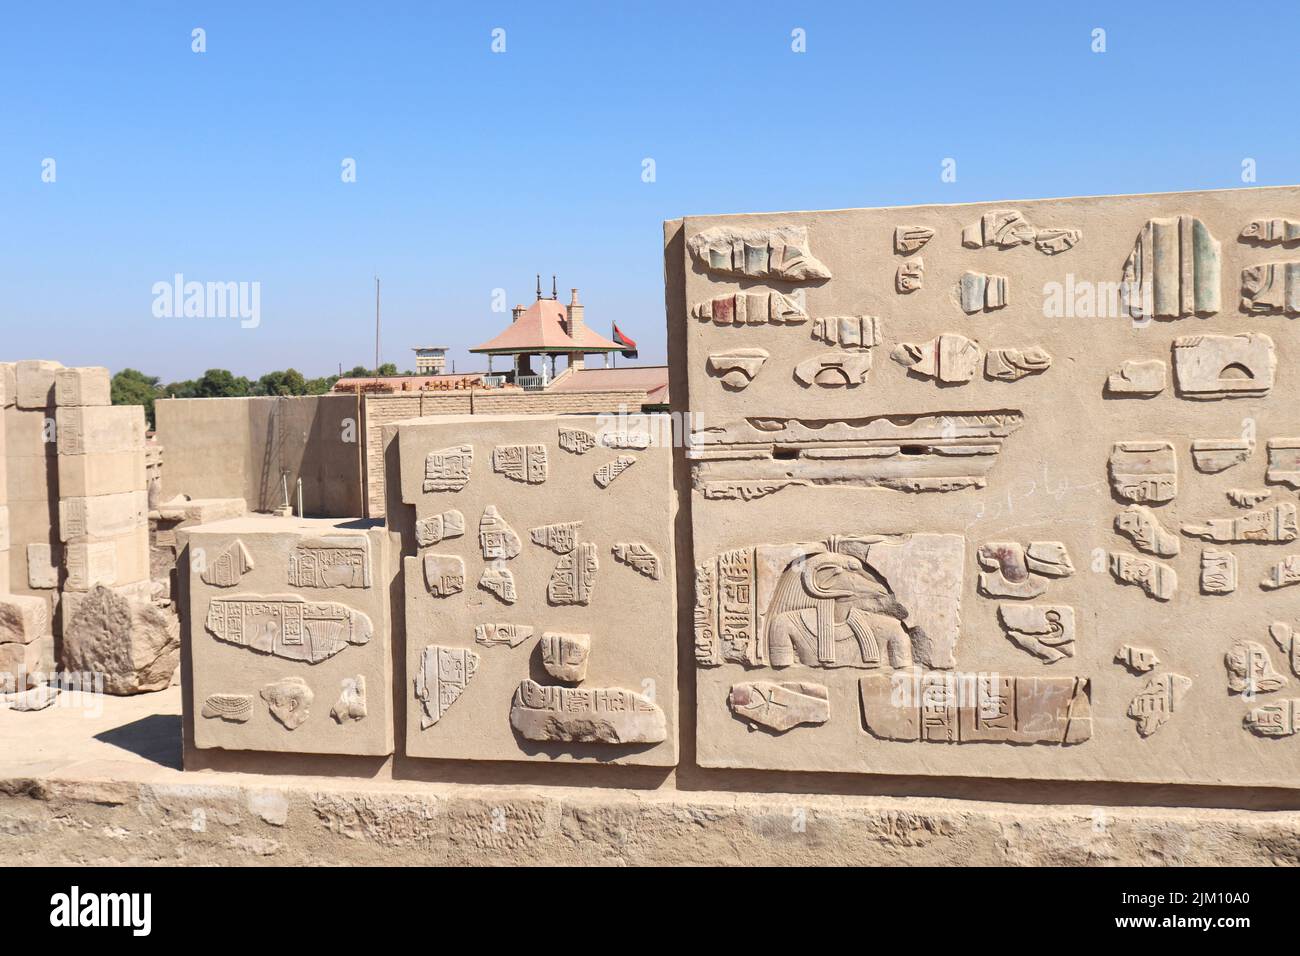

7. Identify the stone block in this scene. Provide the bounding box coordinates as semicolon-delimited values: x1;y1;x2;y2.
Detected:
58;491;148;541
0;593;50;645
183;515;393;756
0;506;8;551
0;634;54;693
54;366;112;407
64;528;148;590
389;413;677;767
26;542;58;589
56;450;146;498
14;359;63;409
0;362;15;408
55;405;145;456
4;405;55;461
62;585;177;695
62;580;151;628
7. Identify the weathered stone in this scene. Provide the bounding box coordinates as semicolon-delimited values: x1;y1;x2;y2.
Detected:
62;585;179;695
0;594;49;645
539;632;589;683
53;366;111;407
728;680;829;732
509;679;666;744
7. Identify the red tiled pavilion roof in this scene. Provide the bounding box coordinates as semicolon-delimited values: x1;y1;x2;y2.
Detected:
470;298;621;354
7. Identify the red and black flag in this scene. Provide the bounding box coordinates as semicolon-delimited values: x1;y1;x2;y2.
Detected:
612;323;638;359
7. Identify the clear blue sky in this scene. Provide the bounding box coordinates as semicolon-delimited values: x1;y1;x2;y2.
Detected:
2;1;1296;382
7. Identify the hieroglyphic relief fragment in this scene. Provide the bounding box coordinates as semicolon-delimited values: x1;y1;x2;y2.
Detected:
1261;556;1300;590
1269;621;1300;677
288;537;371;589
1106;360;1166;396
558;428;597;455
706;349;769;390
892;333;981;383
894;225;933;254
201;694;253;722
414;645;478;729
810;315;880;349
547;542;598;605
1172;333;1275;399
1241;261;1300;315
1200;550;1238;594
424;444;473;492
331;675;367;723
1127;673;1192;737
896;258;923;293
492;444;548;484
415;509;465;546
859;672;1091;744
611;542;661;580
529;522;581;554
205;595;372;663
961;209;1080;254
1265;439;1300;488
478;563;516;604
474;623;533;648
997;605;1076;663
1109;442;1177;504
201;540;254;588
794;352;872;387
1182;502;1297;544
1121;215;1220;319
957;272;1007;313
509;679;667;744
1191;439;1253;474
1109;552;1177;601
1240;218;1300;244
985;347;1051;381
1228;489;1271;508
540;632;590;683
1245;699;1300;737
687;225;831;281
594;456;636;488
422;554;465;597
1114;645;1160;674
1225;641;1286;695
977;543;1045;599
479;505;521;559
1115;506;1180;557
261;677;313;730
728;681;829;733
691;291;808;326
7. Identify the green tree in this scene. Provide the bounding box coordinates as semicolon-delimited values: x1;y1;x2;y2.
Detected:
255;368;308;396
305;375;338;395
193;368;252;398
110;368;163;426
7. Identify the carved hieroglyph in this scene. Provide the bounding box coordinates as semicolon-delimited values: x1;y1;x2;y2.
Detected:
896;258;923;293
691;291;808;326
1172;333;1275;399
261;677;313;730
510;680;667;744
1120;215;1221;319
1241;261;1300;315
1115;505;1180;557
1229;489;1271;508
1245;699;1300;738
1225;641;1287;695
957;272;1007;313
1109;442;1177;504
728;680;829;733
201;694;253;722
977;541;1073;598
548;542;598;605
479;506;521;559
706;348;769;390
422;554;465;597
478;563;516;604
894;225;933;254
1127;673;1192;737
1261;556;1300;591
687;225;831;282
558;428;596;455
694;533;963;670
1106;360;1166;396
688;413;1025;500
1241;218;1300;244
794;352;873;388
529;521;581;554
985;348;1051;382
1182;501;1298;544
810;315;880;349
1265;439;1300;488
859;672;1091;744
492;444;548;484
414;645;478;729
892;334;981;383
415;509;465;547
424;444;473;492
998;604;1076;663
474;622;533;648
201;540;254;588
1109;552;1177;601
594;455;636;488
205;595;373;663
331;675;367;723
287;537;371;589
1200;550;1238;594
1115;645;1160;674
540;631;590;683
1191;439;1253;474
961;209;1080;255
612;542;661;580
1269;621;1300;677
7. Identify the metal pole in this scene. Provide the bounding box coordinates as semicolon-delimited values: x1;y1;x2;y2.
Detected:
374;276;381;379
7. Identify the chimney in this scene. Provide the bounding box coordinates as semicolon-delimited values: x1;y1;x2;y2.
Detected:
566;288;586;371
512;304;525;323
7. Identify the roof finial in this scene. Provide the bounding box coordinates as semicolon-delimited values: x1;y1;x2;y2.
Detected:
552;275;558;300
536;274;542;300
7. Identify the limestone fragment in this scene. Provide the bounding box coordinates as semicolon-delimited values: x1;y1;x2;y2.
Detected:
1240;261;1300;315
547;542;598;605
1224;641;1286;695
984;347;1051;382
200;540;254;587
1115;505;1180;557
1199;550;1237;594
474;622;533;648
529;521;581;554
810;315;879;349
687;225;831;282
728;680;829;733
1120;215;1220;319
3;685;59;712
977;543;1046;599
558;428;596;455
1228;489;1271;508
1025;542;1074;577
1240;218;1300;244
892;333;981;383
415;509;464;546
895;258;923;293
1269;621;1300;676
691;291;808;326
540;632;590;683
957;271;1007;313
1109;552;1177;601
331;675;367;723
706;348;769;390
201;693;253;722
1191;439;1253;474
509;679;667;744
414;644;478;729
1108;441;1177;504
1245;699;1300;737
205;595;371;663
793;352;872;387
997;604;1076;663
1106;360;1166;396
1265;439;1300;488
1261;555;1300;590
1172;332;1274;399
611;542;661;580
594;456;635;488
423;554;465;597
1127;673;1192;737
894;225;933;254
65;585;179;694
423;444;473;492
478;562;516;604
1114;645;1160;674
478;505;521;559
1181;501;1297;544
492;443;548;484
260;677;313;730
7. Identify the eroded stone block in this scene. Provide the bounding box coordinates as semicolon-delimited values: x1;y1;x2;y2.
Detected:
540;631;590;683
54;366;111;407
509;679;667;744
63;585;178;695
728;680;829;732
